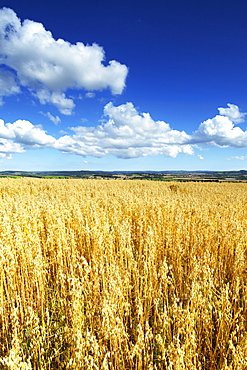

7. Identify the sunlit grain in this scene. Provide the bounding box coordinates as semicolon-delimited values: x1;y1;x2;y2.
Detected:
0;178;247;369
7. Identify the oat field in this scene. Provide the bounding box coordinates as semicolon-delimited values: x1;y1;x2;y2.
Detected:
0;178;247;369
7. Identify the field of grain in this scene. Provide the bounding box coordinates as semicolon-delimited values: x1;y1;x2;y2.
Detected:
0;178;247;369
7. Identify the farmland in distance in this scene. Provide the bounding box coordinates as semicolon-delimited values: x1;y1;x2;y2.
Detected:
0;178;247;369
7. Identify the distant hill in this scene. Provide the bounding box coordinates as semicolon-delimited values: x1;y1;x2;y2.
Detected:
0;170;247;181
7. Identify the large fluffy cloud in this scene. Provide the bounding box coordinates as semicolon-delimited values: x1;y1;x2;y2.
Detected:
0;139;24;159
53;102;194;158
0;117;57;158
55;103;247;158
0;103;246;160
191;104;247;147
0;7;128;114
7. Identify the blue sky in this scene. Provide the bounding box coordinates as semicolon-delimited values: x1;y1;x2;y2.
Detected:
1;0;247;171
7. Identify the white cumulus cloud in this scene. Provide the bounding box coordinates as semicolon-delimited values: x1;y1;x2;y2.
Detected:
0;119;56;149
53;102;194;158
218;103;246;123
191;110;247;148
0;138;24;158
0;103;246;161
0;7;128;114
55;102;246;158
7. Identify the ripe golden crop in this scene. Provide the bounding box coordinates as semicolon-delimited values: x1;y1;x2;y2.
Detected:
0;178;247;369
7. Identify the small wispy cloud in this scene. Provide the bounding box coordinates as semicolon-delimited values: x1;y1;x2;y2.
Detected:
227;156;247;160
40;111;61;125
46;112;61;125
85;92;95;99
